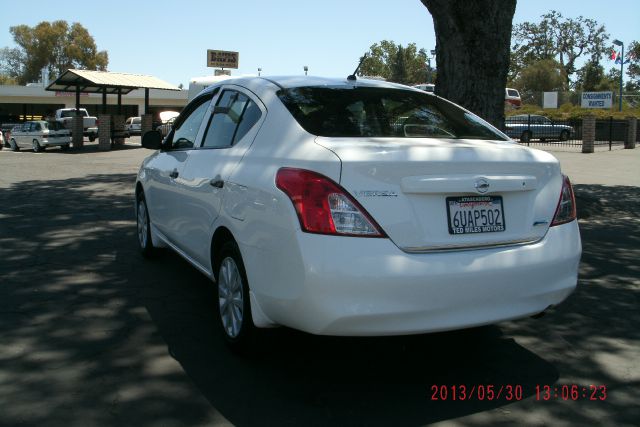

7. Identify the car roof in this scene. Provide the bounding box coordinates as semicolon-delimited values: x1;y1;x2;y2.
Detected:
198;75;417;97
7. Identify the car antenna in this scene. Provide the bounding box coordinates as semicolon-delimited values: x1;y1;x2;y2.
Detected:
347;54;368;81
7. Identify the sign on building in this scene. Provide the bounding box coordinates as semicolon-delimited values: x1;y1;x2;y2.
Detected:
581;91;613;109
207;50;239;69
214;69;231;76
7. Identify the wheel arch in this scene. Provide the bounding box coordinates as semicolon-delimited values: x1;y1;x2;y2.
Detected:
135;182;145;199
210;226;277;329
210;226;236;280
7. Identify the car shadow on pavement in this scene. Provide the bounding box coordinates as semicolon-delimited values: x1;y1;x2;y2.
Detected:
43;142;143;155
0;175;638;426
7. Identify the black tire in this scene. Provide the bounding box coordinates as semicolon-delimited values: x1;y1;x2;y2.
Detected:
10;138;19;151
32;139;42;153
136;192;155;257
559;130;570;141
214;241;256;351
520;131;532;143
89;135;96;142
60;144;70;151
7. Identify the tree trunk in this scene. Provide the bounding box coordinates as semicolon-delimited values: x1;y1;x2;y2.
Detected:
421;0;516;129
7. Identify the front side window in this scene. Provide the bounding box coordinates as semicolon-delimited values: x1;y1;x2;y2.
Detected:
170;96;212;150
277;86;508;140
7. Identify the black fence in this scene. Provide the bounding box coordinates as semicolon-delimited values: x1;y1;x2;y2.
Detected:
505;115;636;150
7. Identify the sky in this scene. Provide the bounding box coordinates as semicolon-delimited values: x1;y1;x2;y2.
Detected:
0;0;638;87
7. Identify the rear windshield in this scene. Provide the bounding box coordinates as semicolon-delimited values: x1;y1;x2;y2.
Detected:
277;86;508;140
507;89;520;97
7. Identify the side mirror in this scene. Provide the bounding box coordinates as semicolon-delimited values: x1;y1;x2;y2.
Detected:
141;130;163;149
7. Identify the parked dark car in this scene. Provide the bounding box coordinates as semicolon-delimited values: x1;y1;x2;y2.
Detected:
505;114;574;143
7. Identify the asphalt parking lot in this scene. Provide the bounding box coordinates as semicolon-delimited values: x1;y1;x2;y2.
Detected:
0;141;638;427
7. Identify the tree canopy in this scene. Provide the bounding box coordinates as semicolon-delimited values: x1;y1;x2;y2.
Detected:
510;11;609;89
0;20;108;85
357;40;430;85
626;41;640;92
514;59;565;102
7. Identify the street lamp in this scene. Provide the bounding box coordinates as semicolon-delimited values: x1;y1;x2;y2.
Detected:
304;65;308;76
429;49;436;84
613;39;624;111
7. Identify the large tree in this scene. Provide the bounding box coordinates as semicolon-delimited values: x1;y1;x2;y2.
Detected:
626;40;640;92
421;0;516;129
575;60;609;91
0;20;108;85
358;40;429;84
511;11;608;89
515;59;565;102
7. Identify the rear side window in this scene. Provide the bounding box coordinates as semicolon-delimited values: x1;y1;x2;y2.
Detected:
201;90;262;148
48;121;64;130
277;86;508;140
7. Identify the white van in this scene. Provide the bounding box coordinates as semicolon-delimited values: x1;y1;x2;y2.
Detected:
8;120;71;152
187;75;233;101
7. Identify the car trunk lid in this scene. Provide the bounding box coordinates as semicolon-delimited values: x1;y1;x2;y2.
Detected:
315;137;562;251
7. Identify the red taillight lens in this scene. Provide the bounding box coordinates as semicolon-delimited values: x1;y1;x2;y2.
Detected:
275;168;386;237
551;175;577;226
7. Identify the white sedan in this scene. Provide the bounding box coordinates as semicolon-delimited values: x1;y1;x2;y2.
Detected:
135;76;581;349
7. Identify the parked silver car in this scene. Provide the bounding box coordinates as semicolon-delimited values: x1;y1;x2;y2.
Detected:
124;116;142;137
8;120;71;152
505;114;574;143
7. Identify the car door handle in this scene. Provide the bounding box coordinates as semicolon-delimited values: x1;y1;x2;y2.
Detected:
209;178;224;188
169;169;179;179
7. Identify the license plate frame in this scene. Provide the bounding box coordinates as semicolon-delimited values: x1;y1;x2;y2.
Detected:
446;196;505;235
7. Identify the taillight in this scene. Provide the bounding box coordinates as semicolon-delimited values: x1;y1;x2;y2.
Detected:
551;175;577;226
275;168;386;237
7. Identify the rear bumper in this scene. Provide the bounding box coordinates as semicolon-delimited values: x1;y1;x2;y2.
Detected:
42;138;71;147
249;221;581;336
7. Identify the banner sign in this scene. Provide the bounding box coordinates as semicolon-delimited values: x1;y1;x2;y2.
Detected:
581;92;613;108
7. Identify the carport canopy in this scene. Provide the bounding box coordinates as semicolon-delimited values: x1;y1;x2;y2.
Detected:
45;69;181;114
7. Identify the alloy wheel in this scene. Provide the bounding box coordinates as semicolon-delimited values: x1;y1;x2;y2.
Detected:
218;257;244;338
137;200;148;248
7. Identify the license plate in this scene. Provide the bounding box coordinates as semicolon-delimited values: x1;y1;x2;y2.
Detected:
446;196;505;235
